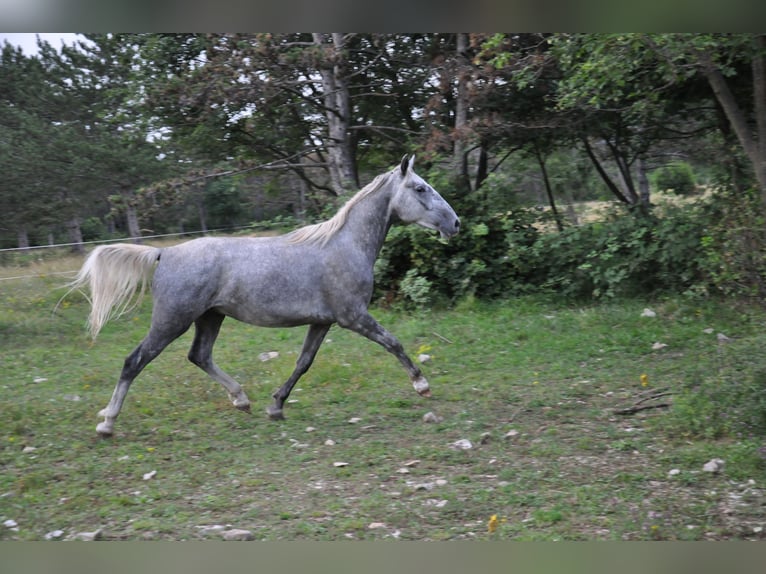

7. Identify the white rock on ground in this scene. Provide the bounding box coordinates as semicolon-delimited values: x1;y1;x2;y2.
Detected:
703;458;725;473
73;529;103;541
222;529;254;541
450;439;473;450
422;412;442;423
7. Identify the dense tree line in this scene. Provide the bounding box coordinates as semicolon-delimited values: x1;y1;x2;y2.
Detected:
2;33;765;298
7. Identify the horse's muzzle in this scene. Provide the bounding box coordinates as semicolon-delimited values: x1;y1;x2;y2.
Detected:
440;217;460;239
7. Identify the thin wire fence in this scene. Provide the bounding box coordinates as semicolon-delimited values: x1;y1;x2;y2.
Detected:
0;225;257;282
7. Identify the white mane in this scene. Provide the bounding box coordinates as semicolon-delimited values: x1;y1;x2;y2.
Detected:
286;170;395;247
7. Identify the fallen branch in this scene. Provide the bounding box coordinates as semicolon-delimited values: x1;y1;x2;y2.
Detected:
614;402;672;415
614;387;674;416
432;331;453;344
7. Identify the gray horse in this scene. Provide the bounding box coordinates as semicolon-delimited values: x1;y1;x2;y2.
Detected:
70;156;460;436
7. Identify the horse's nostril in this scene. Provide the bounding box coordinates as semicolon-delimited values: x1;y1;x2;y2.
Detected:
455;219;461;230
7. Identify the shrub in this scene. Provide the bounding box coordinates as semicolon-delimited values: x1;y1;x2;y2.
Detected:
653;161;696;196
697;187;766;300
374;194;540;307
527;205;708;299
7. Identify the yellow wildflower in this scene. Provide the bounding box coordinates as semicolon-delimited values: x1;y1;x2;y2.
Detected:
640;374;649;387
488;514;499;533
416;344;432;355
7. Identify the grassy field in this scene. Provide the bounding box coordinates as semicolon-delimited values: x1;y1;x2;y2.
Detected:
1;247;765;541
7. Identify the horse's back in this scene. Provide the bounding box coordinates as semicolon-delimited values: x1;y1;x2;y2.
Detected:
151;236;337;327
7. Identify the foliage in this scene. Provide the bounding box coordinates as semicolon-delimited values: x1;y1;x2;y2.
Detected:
652;162;697;195
374;175;540;307
376;172;710;305
530;205;708;299
697;187;766;300
665;329;766;440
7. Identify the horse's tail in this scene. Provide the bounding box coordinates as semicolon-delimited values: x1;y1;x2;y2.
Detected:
69;244;161;339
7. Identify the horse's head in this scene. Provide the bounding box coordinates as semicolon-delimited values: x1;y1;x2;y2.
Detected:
390;155;460;239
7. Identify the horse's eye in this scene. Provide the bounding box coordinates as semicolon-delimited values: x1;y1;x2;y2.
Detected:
415;185;426;193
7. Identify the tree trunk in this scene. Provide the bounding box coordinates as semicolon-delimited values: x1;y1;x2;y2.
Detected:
67;216;85;255
17;226;30;250
701;35;766;206
453;33;471;191
535;146;564;232
126;204;142;244
312;33;358;196
198;200;208;234
637;156;651;206
475;143;489;192
581;137;631;205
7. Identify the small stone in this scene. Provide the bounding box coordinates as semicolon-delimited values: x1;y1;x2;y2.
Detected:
73;529;103;541
703;328;714;334
450;439;473;450
305;426;316;433
716;333;733;343
641;308;657;318
62;394;81;402
404;459;420;467
702;458;725;473
504;430;519;439
422;411;442;423
222;529;254;541
424;499;448;508
417;354;431;364
197;525;226;536
142;470;157;480
651;342;668;350
3;519;18;528
44;529;64;540
668;468;681;476
22;446;37;453
396;468;410;474
324;439;336;446
258;351;279;362
348;417;362;424
333;461;349;467
368;522;387;530
33;377;47;383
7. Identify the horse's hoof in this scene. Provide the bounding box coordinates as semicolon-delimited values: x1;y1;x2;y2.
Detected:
236;403;252;413
96;422;114;437
266;406;285;421
412;376;431;397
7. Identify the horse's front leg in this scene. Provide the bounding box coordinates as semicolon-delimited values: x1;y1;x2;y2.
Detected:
341;312;431;397
268;323;331;420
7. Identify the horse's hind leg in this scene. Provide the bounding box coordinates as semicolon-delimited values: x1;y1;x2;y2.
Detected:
268;323;331;420
97;323;189;436
188;310;251;412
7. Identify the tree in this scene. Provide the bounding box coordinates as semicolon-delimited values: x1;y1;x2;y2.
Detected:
645;34;766;207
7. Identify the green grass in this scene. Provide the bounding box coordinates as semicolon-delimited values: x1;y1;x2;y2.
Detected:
1;256;766;541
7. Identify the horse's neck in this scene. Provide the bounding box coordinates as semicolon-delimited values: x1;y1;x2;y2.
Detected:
336;189;393;262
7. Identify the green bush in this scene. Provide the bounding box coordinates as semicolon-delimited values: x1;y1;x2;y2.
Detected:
374;189;540;307
374;170;764;307
653;161;696;195
697;187;766;300
521;205;708;300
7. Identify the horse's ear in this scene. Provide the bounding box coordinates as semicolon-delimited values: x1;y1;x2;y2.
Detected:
400;154;416;176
